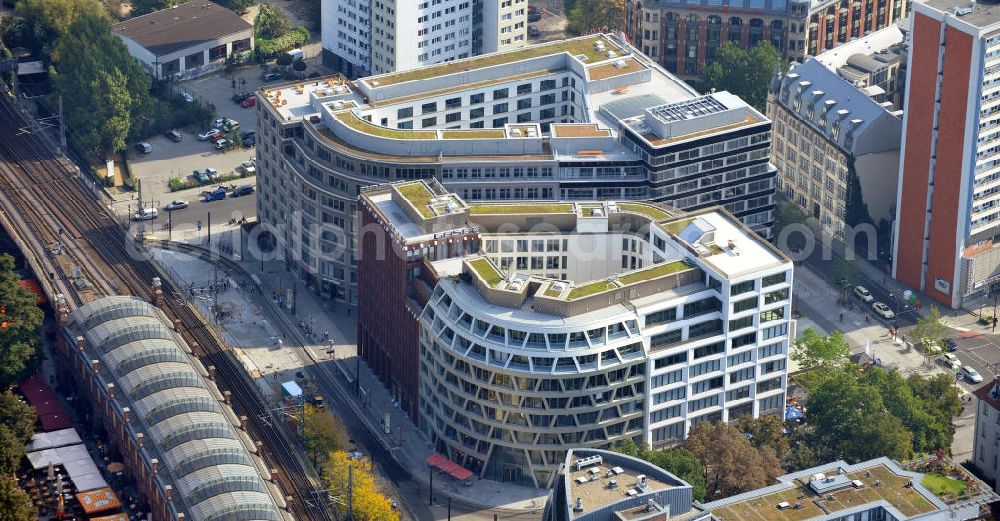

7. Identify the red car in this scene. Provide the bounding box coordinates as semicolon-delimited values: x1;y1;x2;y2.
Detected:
240;95;257;107
209;133;226;143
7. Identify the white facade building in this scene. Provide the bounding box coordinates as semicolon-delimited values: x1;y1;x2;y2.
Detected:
322;0;527;77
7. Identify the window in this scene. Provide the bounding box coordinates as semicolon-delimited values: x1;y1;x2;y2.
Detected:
470;107;485;119
761;323;787;340
756;377;782;393
693;341;725;359
651;370;684;388
493;102;509;114
684;297;721;317
731;280;755;295
516;83;532;95
758;341;785;358
654;387;686;404
421;102;437;114
540;79;556;90
517;98;532;110
397;107;413;119
759;307;784;323
651;330;682;349
759;394;783;412
729;315;754;331
690;359;721;377
731;332;756;349
650;405;683;422
760;358;786;374
492;117;508;127
727;350;752;366
727;385;751;401
733;297;757;313
445;97;462;109
762;271;787;287
493;88;509;99
646;308;677;326
689;320;723;339
445;112;461;123
729;367;755;383
689;393;721;411
470;93;485;104
422;117;437;127
764;288;789;305
654;352;686;369
652;422;685;442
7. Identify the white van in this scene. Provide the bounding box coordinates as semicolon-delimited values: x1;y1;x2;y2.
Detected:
133;207;158;221
286;49;304;62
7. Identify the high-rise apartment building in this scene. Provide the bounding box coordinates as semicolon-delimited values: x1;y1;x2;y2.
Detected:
322;0;528;77
358;180;792;487
625;0;910;80
257;35;777;309
894;0;1000;308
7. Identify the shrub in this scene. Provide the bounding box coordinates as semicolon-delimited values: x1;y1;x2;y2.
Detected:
255;26;310;60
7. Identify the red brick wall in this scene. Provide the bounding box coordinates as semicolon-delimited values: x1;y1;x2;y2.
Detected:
924;25;973;305
895;12;942;290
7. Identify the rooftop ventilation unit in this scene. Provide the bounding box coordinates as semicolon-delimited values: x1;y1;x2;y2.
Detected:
575;455;602;470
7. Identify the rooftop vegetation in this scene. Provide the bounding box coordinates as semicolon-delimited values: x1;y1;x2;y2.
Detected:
335;112;436;139
469;204;574;215
469;258;503;287
617;261;691;286
396;182;435;218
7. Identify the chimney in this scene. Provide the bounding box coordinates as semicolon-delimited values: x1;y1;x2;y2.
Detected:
208;365;216;380
151;458;158;474
173;319;182;330
164;485;172;502
106;383;115;400
122;407;130;423
91;360;100;374
223;391;232;405
239;415;248;430
136;432;144;448
76;336;85;351
56;296;69;326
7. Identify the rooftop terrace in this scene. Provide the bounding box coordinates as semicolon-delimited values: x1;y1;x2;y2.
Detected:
363;36;624;88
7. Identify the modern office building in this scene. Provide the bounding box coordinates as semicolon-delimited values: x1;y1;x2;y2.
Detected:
702;457;998;520
543;449;708;521
358;180;792;487
768;57;902;242
322;0;528;77
112;0;253;80
894;0;1000;308
54;296;287;521
624;0;910;80
257;34;777;309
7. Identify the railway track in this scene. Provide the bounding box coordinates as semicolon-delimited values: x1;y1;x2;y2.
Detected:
0;93;332;521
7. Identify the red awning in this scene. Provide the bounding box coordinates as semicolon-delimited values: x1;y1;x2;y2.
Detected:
39;413;72;432
425;453;473;480
19;375;70;431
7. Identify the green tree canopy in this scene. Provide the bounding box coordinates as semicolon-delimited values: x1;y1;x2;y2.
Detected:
736;414;791;462
51;12;151;159
613;440;708;501
701;41;781;111
791;328;851;372
0;476;34;520
911;307;949;351
302;404;346;469
684;421;783;500
0;255;43;389
11;0;105;55
566;0;623;36
255;4;290;40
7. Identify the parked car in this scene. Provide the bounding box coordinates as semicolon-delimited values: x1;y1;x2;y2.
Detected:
223;119;240;132
202;187;227;202
263;72;282;82
942;338;959;352
854;285;874;303
212;118;226;129
241;131;256;147
181;91;194;103
286;48;304;62
528;12;541;22
940;353;961;370
232;185;254;197
132;207;158;220
164;199;189;211
962;366;984;383
527;25;540;37
240;95;256;108
872;301;894;319
209;133;226;144
198;129;220;141
135;142;152;154
193;169;209;183
239;160;256;175
232;92;253;103
214;139;230;150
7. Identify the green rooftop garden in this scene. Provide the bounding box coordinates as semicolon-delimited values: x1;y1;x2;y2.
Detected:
335;112;436;140
617;261;691;286
469;204;574;215
618;203;671;221
661;218;694;235
441;129;505;139
367;36;615;86
543;285;564;298
396;182;435;218
922;473;967;497
469;258;503;287
567;280;618;300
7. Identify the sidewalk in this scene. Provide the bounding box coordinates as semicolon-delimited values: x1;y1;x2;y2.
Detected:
147;234;548;512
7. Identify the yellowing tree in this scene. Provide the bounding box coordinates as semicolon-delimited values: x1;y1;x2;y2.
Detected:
303;404;347;468
324;451;398;521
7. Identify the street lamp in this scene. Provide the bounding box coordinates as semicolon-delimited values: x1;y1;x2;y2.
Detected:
890;292;898;331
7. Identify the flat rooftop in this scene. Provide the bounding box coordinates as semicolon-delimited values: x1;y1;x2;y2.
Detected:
922;0;1000;30
705;461;941;521
667;211;785;278
362;36;627;88
112;0;251;56
568;465;672;517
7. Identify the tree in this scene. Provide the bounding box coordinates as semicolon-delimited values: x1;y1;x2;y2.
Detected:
0;255;43;389
51;12;152;159
566;0;623;36
12;0;105;55
276;52;294;68
613;440;707;501
807;368;914;463
830;256;860;292
791;328;851;372
684;421;783;500
0;477;34;521
735;414;790;462
302;404;346;469
324;451;398;521
215;0;256;13
0;392;35;475
292;59;307;77
255;3;290;40
701;41;781;111
912;307;949;351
